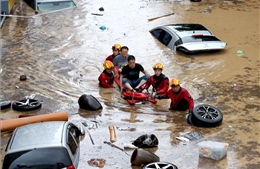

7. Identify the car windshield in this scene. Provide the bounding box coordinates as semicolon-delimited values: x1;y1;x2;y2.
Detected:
3;147;72;169
181;36;221;43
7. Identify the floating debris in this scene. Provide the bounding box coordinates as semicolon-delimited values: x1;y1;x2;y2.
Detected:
99;7;104;11
99;25;106;30
20;75;27;81
87;158;106;168
236;50;244;56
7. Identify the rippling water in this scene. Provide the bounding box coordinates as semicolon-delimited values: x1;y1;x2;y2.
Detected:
1;0;259;168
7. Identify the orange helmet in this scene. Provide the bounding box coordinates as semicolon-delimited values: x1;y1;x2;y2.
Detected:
152;63;164;70
103;60;114;69
112;44;121;51
170;78;181;86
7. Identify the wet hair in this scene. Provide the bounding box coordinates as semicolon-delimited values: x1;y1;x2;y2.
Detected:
121;46;129;51
128;55;135;62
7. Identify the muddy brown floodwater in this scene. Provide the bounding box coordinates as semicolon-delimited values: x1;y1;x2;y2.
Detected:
0;0;259;168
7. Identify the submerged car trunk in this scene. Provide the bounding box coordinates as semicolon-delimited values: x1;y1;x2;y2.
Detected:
178;41;227;52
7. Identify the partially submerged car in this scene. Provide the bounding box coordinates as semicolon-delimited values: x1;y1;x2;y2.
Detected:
149;24;226;54
24;0;76;13
3;121;84;169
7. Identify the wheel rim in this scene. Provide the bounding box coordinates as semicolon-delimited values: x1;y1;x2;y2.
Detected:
195;105;220;120
15;99;40;108
143;162;178;169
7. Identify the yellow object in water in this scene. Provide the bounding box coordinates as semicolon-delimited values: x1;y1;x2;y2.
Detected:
8;0;15;13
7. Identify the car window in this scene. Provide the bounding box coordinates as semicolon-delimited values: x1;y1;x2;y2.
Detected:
3;147;72;169
67;126;80;155
150;29;172;46
181;36;221;43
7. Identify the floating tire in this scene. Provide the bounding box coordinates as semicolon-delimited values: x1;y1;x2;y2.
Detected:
191;104;223;127
12;99;42;111
0;98;11;110
142;162;178;169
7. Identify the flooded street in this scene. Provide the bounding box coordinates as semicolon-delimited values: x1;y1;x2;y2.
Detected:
0;0;259;168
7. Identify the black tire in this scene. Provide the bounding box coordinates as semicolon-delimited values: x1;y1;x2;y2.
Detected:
12;99;42;111
191;104;223;127
0;98;11;110
142;162;178;169
186;113;193;126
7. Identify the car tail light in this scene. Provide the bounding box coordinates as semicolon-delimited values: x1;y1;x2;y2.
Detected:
67;165;76;169
192;34;203;36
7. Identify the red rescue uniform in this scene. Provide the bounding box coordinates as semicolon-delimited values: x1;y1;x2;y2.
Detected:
166;87;194;111
144;74;169;96
106;54;117;63
98;70;114;88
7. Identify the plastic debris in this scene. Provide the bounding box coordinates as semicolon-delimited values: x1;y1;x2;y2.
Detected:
87;158;106;168
236;50;244;56
91;13;103;16
179;131;204;141
20;75;27;81
99;7;104;11
108;125;116;142
82;122;88;127
132;134;159;148
176;136;190;142
99;25;106;30
198;141;229;160
232;84;242;91
123;143;137;150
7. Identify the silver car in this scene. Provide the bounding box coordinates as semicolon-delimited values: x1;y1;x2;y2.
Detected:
150;24;226;54
3;121;84;169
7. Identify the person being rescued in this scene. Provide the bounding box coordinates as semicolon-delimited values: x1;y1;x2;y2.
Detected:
98;60;115;88
142;63;169;98
121;55;150;92
105;44;121;63
158;78;194;113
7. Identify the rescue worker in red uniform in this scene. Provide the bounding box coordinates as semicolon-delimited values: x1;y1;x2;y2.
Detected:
98;60;114;88
158;78;194;113
105;44;121;63
142;63;169;97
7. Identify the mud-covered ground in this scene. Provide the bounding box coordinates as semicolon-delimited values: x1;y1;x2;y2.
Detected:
0;0;259;168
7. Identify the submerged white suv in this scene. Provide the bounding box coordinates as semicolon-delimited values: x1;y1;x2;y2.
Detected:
3;121;84;169
150;24;227;54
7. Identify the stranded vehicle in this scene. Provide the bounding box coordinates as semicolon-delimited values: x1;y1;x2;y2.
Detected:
150;24;226;54
3;121;84;169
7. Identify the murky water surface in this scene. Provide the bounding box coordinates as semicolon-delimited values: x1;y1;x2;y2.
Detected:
0;0;259;168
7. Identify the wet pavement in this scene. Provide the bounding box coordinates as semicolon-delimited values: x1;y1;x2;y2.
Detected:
0;0;259;168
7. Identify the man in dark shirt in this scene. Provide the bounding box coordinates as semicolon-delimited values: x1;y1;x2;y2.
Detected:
121;55;150;92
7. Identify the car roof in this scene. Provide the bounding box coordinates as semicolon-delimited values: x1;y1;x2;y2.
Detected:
7;121;67;153
156;24;213;38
